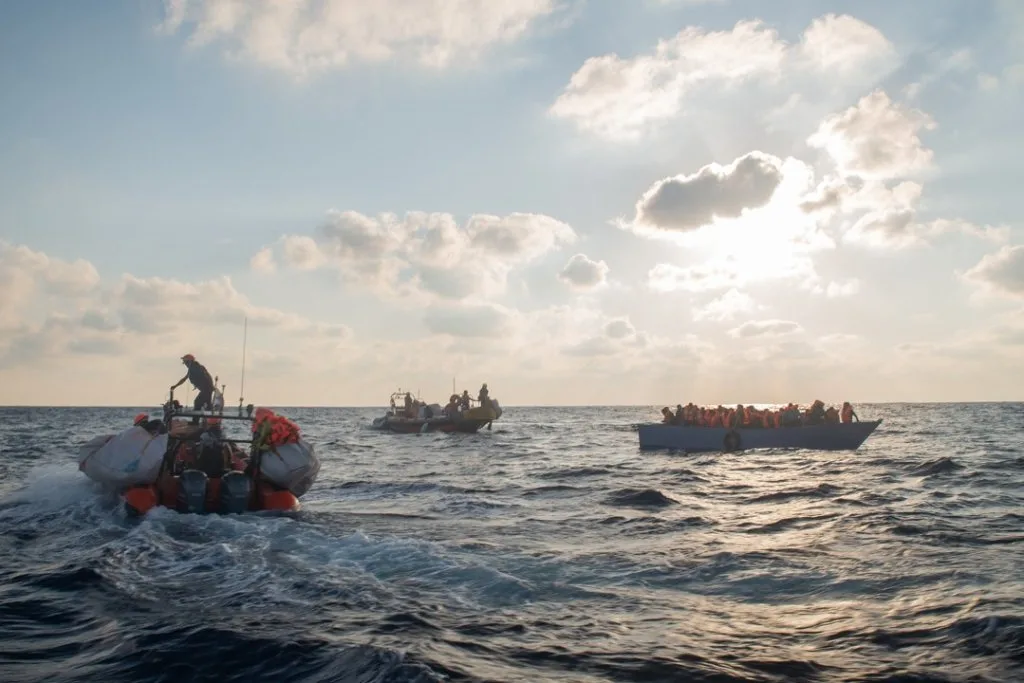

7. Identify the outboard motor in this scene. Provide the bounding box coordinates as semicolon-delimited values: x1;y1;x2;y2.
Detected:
219;471;252;514
177;469;209;513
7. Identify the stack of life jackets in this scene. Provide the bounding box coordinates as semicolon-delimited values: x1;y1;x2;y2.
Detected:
252;407;301;450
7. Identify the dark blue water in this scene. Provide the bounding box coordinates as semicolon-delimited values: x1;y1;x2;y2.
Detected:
1;404;1022;682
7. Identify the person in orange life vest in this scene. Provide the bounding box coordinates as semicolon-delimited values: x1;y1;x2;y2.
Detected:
841;402;859;423
171;354;215;423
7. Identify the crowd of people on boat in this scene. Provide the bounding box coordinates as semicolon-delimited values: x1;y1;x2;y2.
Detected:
391;383;494;419
660;400;859;428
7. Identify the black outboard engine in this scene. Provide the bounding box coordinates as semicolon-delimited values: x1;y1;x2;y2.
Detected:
219;471;252;514
177;469;209;513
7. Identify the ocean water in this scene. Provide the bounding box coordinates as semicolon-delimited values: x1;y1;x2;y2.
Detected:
0;403;1022;683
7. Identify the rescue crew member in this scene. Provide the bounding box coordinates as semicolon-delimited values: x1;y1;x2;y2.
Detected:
171;353;215;423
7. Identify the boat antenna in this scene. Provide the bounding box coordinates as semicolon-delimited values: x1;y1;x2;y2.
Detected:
238;316;248;417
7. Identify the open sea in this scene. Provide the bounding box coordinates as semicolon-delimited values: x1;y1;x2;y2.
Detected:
0;403;1022;683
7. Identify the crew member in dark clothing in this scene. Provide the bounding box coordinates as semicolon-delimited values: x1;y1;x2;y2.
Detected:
171;354;215;423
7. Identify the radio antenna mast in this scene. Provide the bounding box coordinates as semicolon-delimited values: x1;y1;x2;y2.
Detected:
238;316;248;416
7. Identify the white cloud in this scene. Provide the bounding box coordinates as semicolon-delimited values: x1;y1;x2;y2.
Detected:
0;241;100;328
794;14;899;77
961;245;1024;300
823;279;861;298
728;319;803;338
281;235;328;271
558;253;609;290
692;288;758;321
159;0;562;75
0;241;351;372
801;176;1010;250
250;246;276;274
648;262;740;293
265;209;577;304
550;13;897;140
807;90;937;180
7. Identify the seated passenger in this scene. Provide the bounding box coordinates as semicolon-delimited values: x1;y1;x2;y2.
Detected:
661;407;674;423
841;402;859;423
780;404;801;427
445;394;460;417
806;399;826;426
824;405;840;424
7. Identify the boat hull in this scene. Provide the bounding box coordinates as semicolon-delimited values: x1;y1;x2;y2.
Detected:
122;472;299;516
372;416;491;434
637;420;882;452
371;404;500;434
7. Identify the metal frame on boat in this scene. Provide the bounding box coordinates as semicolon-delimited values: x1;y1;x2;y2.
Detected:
637;420;882;452
120;388;303;515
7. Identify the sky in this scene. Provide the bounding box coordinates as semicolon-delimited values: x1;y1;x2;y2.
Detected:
1;0;1023;407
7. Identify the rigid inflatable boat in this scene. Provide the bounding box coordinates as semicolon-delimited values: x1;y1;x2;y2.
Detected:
370;390;503;434
78;390;320;515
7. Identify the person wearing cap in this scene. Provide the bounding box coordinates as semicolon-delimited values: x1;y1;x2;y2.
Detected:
133;412;166;435
171;353;215;422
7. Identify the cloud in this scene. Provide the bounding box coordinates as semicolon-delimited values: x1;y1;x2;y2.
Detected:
422;302;517;338
820;279;861;298
0;241;351;371
793;89;1010;251
633;152;784;232
604;318;635;339
0;241;100;327
648;262;740;293
692;288;759;321
562;315;651;357
629;151;838;294
961;245;1024;299
800;175;1010;249
549;13;896;140
264;209;577;303
112;274;351;338
806;90;936;180
903;48;977;101
159;0;563;75
558;253;609;290
728;319;803;338
250;246;276;274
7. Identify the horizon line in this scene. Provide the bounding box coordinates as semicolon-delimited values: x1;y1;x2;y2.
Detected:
0;400;1021;409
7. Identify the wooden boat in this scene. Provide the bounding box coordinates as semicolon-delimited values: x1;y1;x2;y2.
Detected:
637;420;882;452
370;390;502;434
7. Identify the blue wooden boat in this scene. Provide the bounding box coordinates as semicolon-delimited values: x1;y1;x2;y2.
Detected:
637;420;882;452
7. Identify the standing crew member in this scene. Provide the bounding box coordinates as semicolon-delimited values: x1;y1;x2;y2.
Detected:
171;354;215;423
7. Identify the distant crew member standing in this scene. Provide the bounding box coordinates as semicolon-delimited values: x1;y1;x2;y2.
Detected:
171;354;215;422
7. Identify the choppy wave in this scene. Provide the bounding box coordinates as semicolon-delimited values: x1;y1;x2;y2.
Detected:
1;403;1023;682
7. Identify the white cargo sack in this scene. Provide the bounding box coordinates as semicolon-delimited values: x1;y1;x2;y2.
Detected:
259;439;320;497
78;427;168;488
